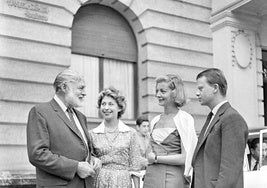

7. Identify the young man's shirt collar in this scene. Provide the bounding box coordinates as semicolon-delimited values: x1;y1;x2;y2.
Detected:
212;100;228;115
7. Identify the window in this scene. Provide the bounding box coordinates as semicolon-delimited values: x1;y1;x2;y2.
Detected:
103;58;135;119
71;4;137;120
71;54;99;117
71;54;135;119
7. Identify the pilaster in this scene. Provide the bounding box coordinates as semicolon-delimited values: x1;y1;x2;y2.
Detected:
210;10;260;128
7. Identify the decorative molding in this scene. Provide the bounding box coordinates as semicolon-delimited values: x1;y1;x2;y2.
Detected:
211;0;250;17
231;30;253;69
210;11;260;32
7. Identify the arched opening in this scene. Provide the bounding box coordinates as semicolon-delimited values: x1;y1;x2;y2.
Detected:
71;4;137;121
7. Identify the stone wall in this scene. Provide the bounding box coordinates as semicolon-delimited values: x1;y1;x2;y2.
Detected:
0;0;212;186
0;0;73;185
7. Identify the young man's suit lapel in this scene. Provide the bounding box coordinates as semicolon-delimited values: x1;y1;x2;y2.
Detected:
192;102;230;165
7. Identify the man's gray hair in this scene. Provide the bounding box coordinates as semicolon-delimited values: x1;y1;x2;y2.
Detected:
53;69;84;92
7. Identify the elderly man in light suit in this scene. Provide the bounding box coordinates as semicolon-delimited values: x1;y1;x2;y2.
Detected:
191;68;248;188
27;69;100;188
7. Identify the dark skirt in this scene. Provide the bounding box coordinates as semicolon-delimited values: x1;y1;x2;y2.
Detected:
143;163;185;188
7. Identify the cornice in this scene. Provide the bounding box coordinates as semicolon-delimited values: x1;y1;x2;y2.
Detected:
210;11;261;32
211;0;251;17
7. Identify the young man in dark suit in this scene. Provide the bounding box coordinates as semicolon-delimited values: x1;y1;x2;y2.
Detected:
27;69;101;188
192;68;248;188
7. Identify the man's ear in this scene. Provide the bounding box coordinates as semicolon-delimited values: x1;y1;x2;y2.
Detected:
61;83;68;92
213;84;219;93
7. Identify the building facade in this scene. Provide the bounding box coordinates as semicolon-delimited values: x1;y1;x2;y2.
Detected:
0;0;266;186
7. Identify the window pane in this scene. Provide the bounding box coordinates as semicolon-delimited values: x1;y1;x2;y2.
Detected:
71;54;99;117
103;58;135;119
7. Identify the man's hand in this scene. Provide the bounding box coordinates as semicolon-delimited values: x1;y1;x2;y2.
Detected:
77;162;96;179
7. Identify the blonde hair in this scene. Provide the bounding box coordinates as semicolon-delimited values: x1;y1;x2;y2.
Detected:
156;74;186;107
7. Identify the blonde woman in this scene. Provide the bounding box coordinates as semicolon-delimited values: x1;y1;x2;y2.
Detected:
143;74;197;188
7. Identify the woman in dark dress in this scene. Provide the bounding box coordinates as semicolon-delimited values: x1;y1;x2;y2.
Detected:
143;74;197;188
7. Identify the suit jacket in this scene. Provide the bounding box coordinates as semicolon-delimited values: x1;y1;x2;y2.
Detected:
27;99;94;188
191;102;248;188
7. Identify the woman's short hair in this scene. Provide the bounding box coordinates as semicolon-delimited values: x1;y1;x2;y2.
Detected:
155;74;187;107
53;69;84;92
196;68;227;96
97;86;126;119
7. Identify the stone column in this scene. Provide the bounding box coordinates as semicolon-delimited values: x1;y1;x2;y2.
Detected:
210;11;262;128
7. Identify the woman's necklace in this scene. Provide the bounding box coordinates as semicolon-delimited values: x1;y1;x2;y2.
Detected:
104;126;120;144
105;126;119;133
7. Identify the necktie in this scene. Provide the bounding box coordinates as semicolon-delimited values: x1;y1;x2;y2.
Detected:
67;107;79;132
253;160;259;171
67;108;88;147
202;112;213;137
67;107;90;161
